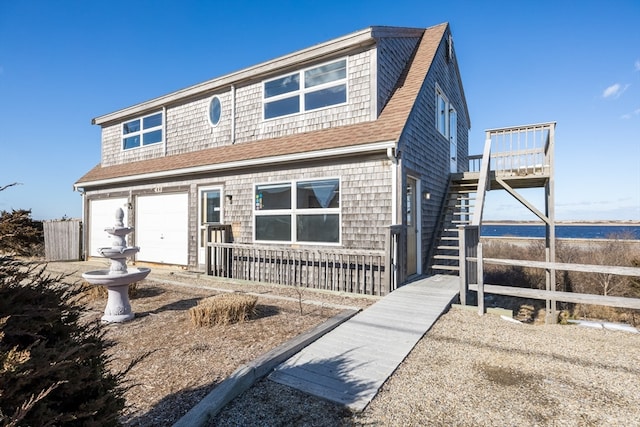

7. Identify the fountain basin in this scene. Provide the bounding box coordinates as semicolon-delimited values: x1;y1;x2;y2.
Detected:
97;246;141;259
82;268;150;322
104;226;135;236
82;267;151;286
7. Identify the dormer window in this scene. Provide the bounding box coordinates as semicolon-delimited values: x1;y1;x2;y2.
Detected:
263;58;347;120
122;112;163;150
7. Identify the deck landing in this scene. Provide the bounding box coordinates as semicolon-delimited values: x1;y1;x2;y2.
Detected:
268;274;460;411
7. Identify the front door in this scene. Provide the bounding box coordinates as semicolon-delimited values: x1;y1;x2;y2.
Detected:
198;187;222;264
406;177;418;276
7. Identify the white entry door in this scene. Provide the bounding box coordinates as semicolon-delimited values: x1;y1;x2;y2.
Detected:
136;193;189;265
197;187;222;264
88;198;128;257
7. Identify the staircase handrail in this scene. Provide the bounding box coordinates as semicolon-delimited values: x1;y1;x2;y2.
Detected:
471;137;492;226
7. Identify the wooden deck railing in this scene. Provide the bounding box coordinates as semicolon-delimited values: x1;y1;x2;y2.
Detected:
459;235;640;322
206;243;389;295
468;122;556;177
204;225;404;295
486;122;555;177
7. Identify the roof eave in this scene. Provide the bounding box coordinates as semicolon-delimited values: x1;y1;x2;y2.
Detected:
74;139;397;191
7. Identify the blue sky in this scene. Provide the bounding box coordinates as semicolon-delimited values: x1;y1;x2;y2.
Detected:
0;0;638;221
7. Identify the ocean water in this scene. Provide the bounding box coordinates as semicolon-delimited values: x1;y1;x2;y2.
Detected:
481;224;640;240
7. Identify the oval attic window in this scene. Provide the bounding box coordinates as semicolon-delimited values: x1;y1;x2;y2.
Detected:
209;96;221;126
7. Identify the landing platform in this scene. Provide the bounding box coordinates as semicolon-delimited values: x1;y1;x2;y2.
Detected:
268;274;460;411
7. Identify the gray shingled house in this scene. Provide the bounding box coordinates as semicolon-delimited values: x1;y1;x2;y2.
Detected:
75;23;471;294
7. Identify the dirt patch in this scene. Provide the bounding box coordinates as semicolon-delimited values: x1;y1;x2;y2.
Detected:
42;261;376;427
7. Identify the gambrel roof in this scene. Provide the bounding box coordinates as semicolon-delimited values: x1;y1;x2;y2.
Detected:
76;22;468;189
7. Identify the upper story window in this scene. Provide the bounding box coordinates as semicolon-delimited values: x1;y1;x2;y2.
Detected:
254;178;340;244
263;59;347;120
122;112;163;150
436;87;450;138
208;96;222;127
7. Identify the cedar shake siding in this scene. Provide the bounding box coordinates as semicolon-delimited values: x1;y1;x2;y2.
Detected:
75;23;470;274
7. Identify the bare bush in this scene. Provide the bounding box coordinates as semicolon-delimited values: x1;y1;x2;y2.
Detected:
188;293;258;326
570;235;639;297
482;241;545;290
0;209;43;257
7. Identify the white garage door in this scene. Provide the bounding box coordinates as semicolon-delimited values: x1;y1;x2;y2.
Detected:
136;193;189;265
89;198;128;257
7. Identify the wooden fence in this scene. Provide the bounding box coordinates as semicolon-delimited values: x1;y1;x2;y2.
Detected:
206;243;389;295
460;239;640;322
205;225;401;296
43;219;82;261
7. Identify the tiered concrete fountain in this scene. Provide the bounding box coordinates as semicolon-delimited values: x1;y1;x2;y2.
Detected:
82;208;151;323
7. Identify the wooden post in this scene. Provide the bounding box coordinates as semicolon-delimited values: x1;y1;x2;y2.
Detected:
546;123;557;324
477;243;484;315
458;226;467;305
205;226;212;275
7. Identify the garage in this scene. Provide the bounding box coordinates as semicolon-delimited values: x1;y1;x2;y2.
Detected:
135;193;189;265
88;198;128;257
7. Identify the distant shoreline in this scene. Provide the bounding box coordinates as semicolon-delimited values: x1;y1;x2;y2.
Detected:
483;220;640;226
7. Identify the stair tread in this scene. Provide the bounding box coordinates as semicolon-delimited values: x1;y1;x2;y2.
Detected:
433;254;460;260
431;265;461;271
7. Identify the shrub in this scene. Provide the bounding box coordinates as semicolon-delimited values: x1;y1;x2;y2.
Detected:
189;293;258;326
0;209;44;257
0;256;126;426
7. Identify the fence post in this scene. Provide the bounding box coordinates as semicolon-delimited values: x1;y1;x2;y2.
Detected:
477;242;484;315
458;226;467;305
205;226;212;276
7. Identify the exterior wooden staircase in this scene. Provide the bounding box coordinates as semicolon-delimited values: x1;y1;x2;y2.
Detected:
428;122;556;277
429;174;480;275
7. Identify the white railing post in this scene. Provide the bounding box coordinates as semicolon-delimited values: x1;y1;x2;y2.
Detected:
471;137;492;226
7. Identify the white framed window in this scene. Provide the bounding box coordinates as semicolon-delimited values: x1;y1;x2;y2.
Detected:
263;58;347;120
436;85;450;138
254;178;340;244
122;111;163;150
208;96;222;127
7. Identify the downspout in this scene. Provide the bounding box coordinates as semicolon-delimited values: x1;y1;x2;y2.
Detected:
80;189;86;260
163;105;168;156
387;147;398;224
231;85;236;144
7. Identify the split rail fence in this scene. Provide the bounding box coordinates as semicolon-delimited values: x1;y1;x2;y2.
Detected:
459;226;640;322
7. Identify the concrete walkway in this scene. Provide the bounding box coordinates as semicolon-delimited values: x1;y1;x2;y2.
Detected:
268;274;460;411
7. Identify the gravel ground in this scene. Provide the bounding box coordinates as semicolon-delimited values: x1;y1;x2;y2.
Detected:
43;261;640;426
213;308;640;427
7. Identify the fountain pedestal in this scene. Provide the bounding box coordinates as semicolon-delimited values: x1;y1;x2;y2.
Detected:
82;208;150;323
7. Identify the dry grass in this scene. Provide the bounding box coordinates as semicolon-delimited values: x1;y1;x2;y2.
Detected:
80;281;139;300
482;239;640;325
42;262;376;426
189;293;258;326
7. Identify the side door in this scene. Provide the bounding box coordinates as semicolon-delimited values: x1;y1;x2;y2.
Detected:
198;187;222;264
